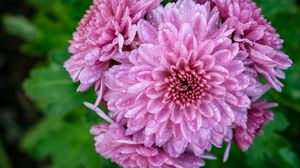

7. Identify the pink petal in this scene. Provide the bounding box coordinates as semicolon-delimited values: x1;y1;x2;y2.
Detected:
147;99;165;114
170;106;184;123
128;82;152;93
138;20;157;43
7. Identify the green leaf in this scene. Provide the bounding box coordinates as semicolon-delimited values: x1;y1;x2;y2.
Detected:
279;148;300;168
246;113;299;168
254;0;295;17
23;62;90;116
22;117;118;168
19;0;91;56
48;49;71;65
268;7;300;113
21;116;64;159
205;144;248;168
2;15;38;41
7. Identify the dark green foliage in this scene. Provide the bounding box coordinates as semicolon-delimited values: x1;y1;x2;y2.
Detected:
0;138;12;168
246;113;299;168
2;0;119;167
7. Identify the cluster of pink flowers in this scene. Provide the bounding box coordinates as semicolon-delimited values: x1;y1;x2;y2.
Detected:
65;0;291;167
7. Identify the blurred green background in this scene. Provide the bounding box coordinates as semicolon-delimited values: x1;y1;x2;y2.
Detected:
0;0;299;167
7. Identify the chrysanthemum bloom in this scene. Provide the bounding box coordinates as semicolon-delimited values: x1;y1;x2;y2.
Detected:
104;0;259;157
64;0;160;93
212;0;292;91
233;100;276;151
90;122;205;168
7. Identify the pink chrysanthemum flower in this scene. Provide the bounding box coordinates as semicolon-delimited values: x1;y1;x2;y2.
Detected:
213;0;292;91
64;0;160;92
233;100;276;151
90;122;205;168
104;0;258;157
